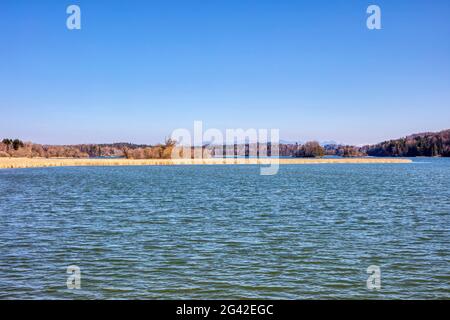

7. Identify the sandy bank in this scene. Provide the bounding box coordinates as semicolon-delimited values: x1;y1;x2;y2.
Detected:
0;157;412;169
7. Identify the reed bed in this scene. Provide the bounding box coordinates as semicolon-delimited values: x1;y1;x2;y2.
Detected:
0;157;412;169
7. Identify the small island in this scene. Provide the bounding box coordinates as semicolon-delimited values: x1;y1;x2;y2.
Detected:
2;128;448;169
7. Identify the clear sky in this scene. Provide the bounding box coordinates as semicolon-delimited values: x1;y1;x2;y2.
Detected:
1;0;449;145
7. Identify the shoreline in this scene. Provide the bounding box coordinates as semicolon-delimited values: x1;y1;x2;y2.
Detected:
0;157;412;169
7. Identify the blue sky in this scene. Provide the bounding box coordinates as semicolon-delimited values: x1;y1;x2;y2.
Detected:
1;0;449;145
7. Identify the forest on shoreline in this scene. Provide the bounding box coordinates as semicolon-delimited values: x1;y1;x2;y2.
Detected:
1;129;449;159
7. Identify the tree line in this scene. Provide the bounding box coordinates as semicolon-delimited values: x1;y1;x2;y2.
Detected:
2;129;449;159
0;138;177;159
362;129;450;157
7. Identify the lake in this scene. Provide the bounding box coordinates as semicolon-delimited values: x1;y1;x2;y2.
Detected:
0;158;449;299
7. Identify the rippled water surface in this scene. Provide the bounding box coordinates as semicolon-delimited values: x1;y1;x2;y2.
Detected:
1;159;449;299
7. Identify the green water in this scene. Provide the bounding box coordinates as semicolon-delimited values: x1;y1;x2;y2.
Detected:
0;158;449;299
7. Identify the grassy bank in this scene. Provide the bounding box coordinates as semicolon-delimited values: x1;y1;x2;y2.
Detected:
0;157;412;169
